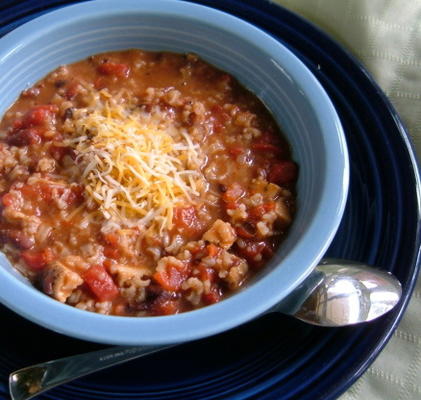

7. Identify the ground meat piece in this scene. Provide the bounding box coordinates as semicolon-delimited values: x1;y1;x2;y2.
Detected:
275;199;292;228
156;256;185;273
42;261;83;302
36;157;56;173
227;203;248;222
22;87;41;98
59;255;90;274
0;229;34;250
164;234;185;254
163;89;183;107
202;219;237;249
2;204;21;221
94;301;113;314
0;145;19;174
182;277;204;305
225;258;248;289
110;264;150;303
211;249;248;289
256;221;271;237
8;165;30;181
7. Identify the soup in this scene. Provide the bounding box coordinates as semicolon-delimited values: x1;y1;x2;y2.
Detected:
0;50;297;316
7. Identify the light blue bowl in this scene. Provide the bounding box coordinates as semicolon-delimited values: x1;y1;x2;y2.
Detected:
0;0;349;345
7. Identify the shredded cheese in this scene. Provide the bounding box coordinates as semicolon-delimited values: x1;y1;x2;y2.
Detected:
66;91;206;233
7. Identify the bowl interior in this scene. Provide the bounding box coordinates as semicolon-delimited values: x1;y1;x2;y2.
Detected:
0;0;348;345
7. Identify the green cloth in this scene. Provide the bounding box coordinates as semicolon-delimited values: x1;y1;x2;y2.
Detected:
272;1;421;399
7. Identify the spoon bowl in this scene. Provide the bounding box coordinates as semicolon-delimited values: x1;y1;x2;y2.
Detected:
288;259;402;326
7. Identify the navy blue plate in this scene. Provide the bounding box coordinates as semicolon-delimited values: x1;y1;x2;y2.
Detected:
0;1;420;399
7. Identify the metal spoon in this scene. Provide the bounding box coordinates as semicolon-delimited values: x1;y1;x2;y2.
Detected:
8;259;401;400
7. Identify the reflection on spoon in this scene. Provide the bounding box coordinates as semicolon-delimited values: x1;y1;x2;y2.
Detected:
8;259;401;400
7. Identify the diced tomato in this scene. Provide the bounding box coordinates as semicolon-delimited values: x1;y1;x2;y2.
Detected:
2;193;16;208
49;145;75;161
40;183;53;201
248;202;276;220
224;201;238;210
173;206;202;236
202;286;222;305
20;183;52;202
153;261;190;292
104;246;120;259
210;104;230;132
43;247;55;262
21;105;58;128
237;240;267;262
83;264;119;301
197;264;217;283
94;77;107;90
235;224;255;239
251;142;284;156
6;128;41;147
19;184;38;199
206;243;220;258
268;161;298;185
187;241;206;256
256;130;280;145
12;119;24;130
222;183;244;203
211;105;230;120
64;185;84;205
65;81;80;100
97;62;130;78
228;146;244;157
151;294;182;316
103;232;120;246
20;185;39;199
21;248;54;271
103;259;113;270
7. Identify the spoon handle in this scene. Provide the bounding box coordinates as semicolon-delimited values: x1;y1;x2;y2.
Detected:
9;344;173;400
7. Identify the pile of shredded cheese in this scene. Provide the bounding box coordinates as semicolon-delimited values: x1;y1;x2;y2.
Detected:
66;91;206;233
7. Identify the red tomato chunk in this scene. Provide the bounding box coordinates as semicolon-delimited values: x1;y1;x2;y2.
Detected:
153;262;191;292
83;265;119;301
97;62;130;78
21;105;58;128
268;161;298;185
173;206;202;236
21;248;55;271
7;128;42;147
222;183;245;203
151;294;182;316
202;286;222;305
251;142;284;156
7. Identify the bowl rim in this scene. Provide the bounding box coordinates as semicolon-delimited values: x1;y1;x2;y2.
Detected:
0;0;349;345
